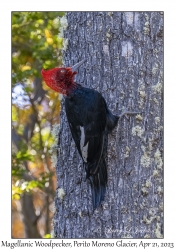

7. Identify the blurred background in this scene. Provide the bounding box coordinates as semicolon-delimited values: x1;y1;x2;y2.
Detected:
12;11;65;238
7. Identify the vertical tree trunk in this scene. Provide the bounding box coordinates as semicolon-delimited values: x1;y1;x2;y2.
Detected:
53;12;163;238
21;193;41;238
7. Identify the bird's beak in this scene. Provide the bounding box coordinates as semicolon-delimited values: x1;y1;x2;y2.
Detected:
72;59;86;72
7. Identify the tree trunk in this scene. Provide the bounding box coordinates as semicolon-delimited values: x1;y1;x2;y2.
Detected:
21;193;41;238
53;11;163;238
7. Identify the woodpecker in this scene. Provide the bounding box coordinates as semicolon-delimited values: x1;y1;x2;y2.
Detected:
42;59;137;209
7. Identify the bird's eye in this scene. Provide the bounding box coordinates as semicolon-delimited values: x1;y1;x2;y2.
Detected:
60;69;66;74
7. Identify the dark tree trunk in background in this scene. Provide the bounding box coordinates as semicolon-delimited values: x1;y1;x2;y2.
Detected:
12;77;48;238
21;193;41;238
54;12;163;238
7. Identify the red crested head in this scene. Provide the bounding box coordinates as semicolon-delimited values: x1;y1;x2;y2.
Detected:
41;67;77;95
41;59;86;96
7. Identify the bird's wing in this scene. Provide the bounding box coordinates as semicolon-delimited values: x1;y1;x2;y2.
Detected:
68;120;82;157
67;113;106;175
65;92;108;208
84;121;105;175
65;90;107;174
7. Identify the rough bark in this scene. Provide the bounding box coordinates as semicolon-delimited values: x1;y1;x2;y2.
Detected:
54;11;163;238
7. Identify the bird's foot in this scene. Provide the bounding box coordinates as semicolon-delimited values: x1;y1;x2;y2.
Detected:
119;110;141;118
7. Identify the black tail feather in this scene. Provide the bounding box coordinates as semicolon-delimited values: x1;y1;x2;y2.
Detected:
89;157;107;209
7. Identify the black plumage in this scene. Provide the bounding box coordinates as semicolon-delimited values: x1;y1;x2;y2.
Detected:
41;59;132;209
65;86;119;209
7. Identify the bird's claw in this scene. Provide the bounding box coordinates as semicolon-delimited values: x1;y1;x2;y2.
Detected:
120;110;141;118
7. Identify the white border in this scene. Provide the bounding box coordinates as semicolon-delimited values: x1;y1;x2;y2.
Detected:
1;0;175;247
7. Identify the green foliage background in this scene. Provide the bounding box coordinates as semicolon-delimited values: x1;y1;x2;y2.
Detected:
12;11;64;238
